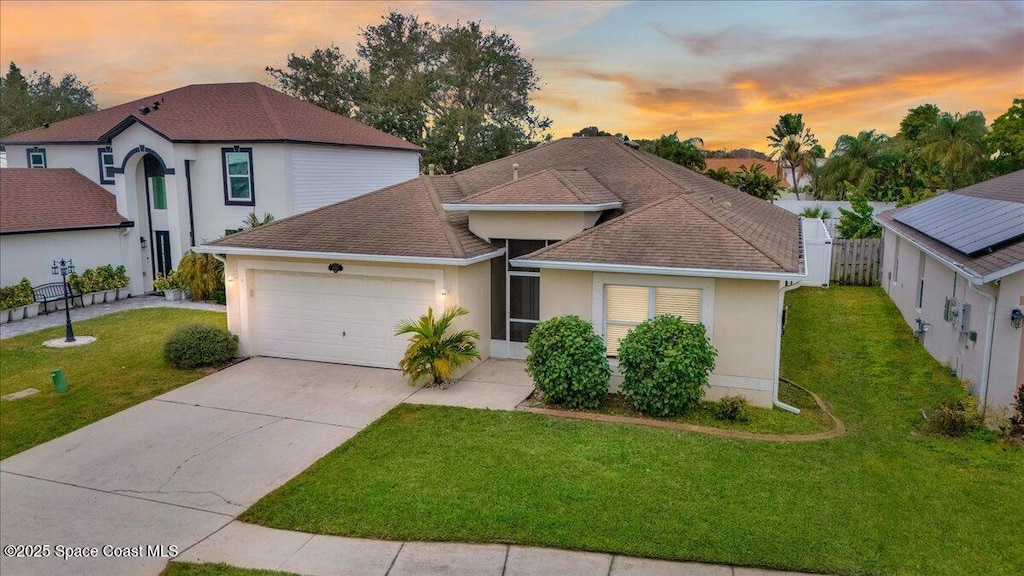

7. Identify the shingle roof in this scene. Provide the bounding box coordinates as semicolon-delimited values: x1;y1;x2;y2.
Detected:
1;83;422;151
453;168;620;207
0;168;130;234
208;137;803;274
876;170;1024;280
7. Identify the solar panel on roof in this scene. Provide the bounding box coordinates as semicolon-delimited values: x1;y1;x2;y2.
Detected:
893;193;1024;255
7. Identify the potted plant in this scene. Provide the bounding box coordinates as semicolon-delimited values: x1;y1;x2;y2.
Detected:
97;265;118;303
114;265;130;299
154;271;182;301
19;278;40;318
68;272;92;306
0;284;17;323
81;268;103;305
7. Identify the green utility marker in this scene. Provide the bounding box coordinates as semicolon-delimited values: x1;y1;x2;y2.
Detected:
51;369;68;394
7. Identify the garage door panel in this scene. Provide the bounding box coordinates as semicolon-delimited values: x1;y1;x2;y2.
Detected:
251;271;435;368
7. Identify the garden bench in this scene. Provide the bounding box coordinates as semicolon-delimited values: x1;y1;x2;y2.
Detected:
32;282;82;314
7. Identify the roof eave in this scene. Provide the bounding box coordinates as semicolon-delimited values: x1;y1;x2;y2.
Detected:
441;202;622;212
195;244;505;266
509;258;805;281
0;220;134;236
874;216;1000;284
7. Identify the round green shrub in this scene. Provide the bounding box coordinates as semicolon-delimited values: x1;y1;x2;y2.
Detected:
617;315;717;417
164;324;238;369
526;315;610;409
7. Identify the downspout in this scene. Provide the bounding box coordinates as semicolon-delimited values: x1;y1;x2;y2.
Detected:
965;278;997;416
773;280;803;413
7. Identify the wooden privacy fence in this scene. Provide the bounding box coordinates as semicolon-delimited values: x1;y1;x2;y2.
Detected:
830;238;883;285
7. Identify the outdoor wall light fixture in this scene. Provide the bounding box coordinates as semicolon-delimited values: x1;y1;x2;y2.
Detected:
225;275;234;284
440;288;449;297
1011;308;1023;330
914;318;931;336
328;262;344;274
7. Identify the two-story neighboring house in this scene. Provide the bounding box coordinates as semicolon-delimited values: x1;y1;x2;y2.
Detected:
0;82;421;294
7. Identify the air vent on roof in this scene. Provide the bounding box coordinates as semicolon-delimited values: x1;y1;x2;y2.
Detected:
623;140;640;150
893;193;1024;255
139;106;151;115
152;101;160;111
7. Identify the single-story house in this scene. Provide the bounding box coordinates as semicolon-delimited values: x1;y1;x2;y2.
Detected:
876;169;1024;411
1;82;421;295
198;137;807;408
0;168;133;287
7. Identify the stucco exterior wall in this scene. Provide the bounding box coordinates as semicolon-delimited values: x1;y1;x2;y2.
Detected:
455;259;492;364
881;228;1021;409
289;145;420;213
3;144;111;192
468;211;595;241
1;229;129;287
539;269;593;320
537;269;780;407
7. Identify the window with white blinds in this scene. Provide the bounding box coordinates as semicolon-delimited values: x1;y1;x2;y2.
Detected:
604;285;701;356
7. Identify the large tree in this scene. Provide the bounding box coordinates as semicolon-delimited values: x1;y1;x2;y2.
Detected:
898;103;941;142
987;98;1024;175
728;163;781;201
637;132;705;171
920;111;988;191
267;11;550;173
766;113;820;200
0;62;97;137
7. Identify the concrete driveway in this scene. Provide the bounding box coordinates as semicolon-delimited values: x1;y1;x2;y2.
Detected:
0;357;422;576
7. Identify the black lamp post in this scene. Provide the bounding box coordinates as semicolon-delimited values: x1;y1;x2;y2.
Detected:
51;258;76;342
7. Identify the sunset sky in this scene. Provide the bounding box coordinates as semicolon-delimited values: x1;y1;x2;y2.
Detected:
1;0;1021;153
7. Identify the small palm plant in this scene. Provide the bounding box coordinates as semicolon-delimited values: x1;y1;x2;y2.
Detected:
395;306;481;388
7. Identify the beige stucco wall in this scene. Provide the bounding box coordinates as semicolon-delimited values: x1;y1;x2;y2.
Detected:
468;211;596;241
537;268;780;407
455;259;492;363
540;269;593;320
881;228;1022;410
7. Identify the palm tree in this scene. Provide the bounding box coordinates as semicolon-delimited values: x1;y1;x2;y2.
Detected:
766;113;819;199
920;111;988;191
821;130;887;199
729;163;781;201
242;211;275;229
704;167;732;182
395;306;481;387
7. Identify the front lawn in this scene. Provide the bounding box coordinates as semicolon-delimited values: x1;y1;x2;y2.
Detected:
241;287;1023;576
161;563;296;576
0;308;227;460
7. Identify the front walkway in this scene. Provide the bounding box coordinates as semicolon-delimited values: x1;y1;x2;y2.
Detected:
0;294;225;340
177;521;812;576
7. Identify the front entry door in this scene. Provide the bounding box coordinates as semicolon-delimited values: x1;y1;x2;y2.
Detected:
154;231;172;277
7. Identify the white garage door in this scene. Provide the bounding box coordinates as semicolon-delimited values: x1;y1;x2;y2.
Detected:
252;271;436;368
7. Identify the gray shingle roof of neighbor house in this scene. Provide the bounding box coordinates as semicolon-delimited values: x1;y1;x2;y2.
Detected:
0;83;423;152
207;137;803;275
0;168;131;234
876;169;1024;281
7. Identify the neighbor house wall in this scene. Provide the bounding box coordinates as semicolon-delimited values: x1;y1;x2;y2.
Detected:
0;228;129;287
289;145;420;213
468;211;598;241
880;228;1020;409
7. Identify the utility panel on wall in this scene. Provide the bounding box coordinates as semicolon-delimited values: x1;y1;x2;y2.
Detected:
952;300;971;333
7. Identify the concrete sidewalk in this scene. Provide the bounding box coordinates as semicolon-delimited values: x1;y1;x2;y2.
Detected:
176;521;820;576
0;294;225;340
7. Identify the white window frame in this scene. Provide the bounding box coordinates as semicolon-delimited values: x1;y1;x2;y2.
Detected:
98;146;116;184
27;148;47;169
592;273;715;357
222;147;255;205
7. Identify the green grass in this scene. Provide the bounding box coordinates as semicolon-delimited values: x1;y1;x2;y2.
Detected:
161;563;297;576
0;308;227;460
241;287;1024;576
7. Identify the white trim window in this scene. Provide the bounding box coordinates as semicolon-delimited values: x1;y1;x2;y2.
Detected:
604;284;701;356
222;147;255;205
98;146;116;184
27;148;47;169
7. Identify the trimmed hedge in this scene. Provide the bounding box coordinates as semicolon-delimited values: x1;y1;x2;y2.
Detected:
164;324;238;369
617;315;717;417
526;315;610;409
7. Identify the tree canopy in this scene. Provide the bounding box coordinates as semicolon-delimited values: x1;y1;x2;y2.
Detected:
635;132;705;171
0;62;97;138
267;11;550;173
987;98;1024;174
727;163;782;201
